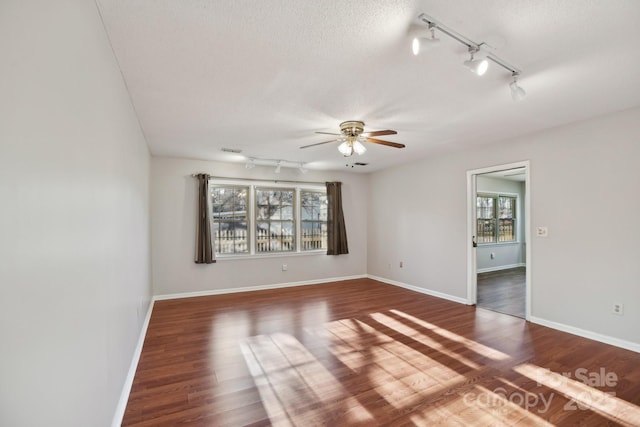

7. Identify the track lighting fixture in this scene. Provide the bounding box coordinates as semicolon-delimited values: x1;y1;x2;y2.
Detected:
298;163;308;174
245;159;255;169
274;161;282;174
412;24;440;56
414;13;526;99
509;72;526;101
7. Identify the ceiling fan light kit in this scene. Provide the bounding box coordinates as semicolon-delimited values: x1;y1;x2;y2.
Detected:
415;13;525;100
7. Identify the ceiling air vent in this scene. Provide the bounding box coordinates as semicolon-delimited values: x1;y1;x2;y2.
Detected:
221;148;242;154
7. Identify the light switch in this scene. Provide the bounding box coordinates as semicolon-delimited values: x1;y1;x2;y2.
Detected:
536;226;548;237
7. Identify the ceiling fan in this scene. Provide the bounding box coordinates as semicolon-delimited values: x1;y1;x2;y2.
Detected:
300;121;405;156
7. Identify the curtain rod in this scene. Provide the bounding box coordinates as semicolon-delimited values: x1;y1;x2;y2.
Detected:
191;174;327;186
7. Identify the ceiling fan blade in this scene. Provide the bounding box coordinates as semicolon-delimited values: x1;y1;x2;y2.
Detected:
362;130;398;137
315;131;341;136
365;137;406;149
300;139;336;149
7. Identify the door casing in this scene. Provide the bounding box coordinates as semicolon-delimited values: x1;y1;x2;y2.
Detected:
466;161;531;320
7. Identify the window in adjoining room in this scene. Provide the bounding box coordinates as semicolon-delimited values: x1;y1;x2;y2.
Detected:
476;194;516;244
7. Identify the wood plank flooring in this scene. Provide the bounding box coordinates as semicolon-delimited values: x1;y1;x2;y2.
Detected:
123;278;640;426
477;267;526;318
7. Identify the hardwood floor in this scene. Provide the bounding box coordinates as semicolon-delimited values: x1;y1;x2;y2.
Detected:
123;279;640;426
477;267;526;318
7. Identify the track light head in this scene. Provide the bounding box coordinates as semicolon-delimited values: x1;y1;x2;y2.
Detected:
411;27;439;56
274;161;281;173
509;73;526;101
245;159;255;169
464;46;489;76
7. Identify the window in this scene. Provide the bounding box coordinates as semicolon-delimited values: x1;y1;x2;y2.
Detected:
256;188;295;253
211;185;249;254
300;190;328;250
476;193;516;244
210;181;327;256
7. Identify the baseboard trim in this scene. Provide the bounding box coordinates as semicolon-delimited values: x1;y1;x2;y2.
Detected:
529;316;640;354
153;275;368;301
368;275;471;305
111;299;155;427
477;263;526;274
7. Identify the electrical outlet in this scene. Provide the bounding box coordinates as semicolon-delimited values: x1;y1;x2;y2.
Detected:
490;252;495;259
612;303;624;316
536;226;548;237
282;264;288;271
399;261;404;268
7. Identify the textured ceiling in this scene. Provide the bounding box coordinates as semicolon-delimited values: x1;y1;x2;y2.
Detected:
96;0;640;172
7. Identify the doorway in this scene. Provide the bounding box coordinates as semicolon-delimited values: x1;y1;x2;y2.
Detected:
466;161;531;319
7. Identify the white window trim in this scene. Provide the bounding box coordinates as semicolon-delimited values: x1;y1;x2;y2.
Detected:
210;179;327;259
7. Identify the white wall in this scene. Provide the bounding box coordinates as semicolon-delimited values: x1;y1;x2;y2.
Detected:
368;107;640;347
0;1;151;426
476;176;526;271
151;157;368;296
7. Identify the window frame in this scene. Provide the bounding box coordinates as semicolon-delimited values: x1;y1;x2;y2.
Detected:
476;192;518;245
209;179;327;259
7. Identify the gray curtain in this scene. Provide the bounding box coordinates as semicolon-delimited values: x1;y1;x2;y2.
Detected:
326;182;349;255
195;173;215;264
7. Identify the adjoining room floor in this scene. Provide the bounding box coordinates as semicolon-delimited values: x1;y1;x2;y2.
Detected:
123;278;640;426
477;267;526;318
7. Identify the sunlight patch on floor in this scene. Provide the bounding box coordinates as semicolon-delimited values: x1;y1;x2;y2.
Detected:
241;333;376;425
390;309;511;361
370;312;482;370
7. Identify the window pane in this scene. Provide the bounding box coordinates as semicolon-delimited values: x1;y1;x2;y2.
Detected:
256;222;269;252
281;205;293;220
476;196;495;219
498;219;515;242
477;219;496;243
498;196;515;219
301;221;327;250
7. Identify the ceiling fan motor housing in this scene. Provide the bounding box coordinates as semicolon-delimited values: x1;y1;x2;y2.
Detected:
340;121;365;137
